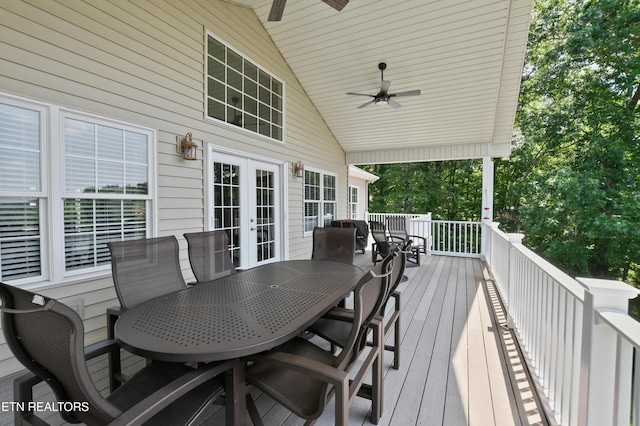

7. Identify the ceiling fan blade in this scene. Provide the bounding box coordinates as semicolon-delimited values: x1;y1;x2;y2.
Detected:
389;99;402;109
380;80;391;93
347;92;374;97
358;100;374;108
268;0;287;21
390;89;421;97
321;0;349;11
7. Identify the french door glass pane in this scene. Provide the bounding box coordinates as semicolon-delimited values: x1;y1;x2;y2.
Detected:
213;162;241;266
256;169;275;262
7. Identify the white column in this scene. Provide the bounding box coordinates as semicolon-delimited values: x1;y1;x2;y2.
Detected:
576;277;640;426
481;157;494;259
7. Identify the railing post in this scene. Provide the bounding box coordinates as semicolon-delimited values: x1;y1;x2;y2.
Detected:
576;277;640;426
506;233;524;328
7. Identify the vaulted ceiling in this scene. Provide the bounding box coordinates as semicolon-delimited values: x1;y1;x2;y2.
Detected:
226;0;533;165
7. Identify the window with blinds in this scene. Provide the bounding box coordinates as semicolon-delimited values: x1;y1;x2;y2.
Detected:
0;94;154;284
63;117;150;272
349;186;359;219
304;169;337;233
0;102;43;282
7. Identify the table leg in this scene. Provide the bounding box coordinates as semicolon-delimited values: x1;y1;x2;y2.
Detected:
225;361;246;426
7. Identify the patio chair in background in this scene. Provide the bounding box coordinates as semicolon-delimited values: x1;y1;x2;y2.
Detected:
0;282;234;426
370;221;404;264
106;235;187;391
386;215;428;264
311;226;357;264
308;242;408;370
184;230;237;283
243;253;395;425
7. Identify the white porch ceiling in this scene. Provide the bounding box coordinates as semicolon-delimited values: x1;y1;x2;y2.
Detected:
226;0;533;164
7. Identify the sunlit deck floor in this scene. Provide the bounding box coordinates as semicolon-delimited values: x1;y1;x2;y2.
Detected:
200;253;549;426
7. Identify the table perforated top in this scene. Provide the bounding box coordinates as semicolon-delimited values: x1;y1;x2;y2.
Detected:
115;260;364;362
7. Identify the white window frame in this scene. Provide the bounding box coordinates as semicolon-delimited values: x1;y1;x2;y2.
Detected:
349;185;359;220
205;31;286;143
0;97;49;284
304;168;337;235
0;93;157;286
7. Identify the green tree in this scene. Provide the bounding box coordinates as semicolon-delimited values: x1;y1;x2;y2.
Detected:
362;160;483;221
495;0;640;283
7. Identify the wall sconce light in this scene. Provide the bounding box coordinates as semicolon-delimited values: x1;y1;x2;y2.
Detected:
293;161;304;178
177;132;197;160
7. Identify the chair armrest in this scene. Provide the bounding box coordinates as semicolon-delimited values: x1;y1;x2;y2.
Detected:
107;305;126;317
85;339;121;360
322;307;355;322
408;235;428;253
246;351;348;388
388;236;405;244
107;359;238;426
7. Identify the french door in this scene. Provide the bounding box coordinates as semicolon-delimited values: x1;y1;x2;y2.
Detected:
207;150;282;269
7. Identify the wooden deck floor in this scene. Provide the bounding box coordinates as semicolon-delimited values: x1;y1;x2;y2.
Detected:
0;253;549;426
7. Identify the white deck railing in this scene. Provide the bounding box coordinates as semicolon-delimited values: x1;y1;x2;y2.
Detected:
484;222;640;426
430;219;481;257
367;213;640;425
366;212;481;258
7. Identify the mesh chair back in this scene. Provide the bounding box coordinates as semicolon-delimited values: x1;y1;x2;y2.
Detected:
0;283;121;425
184;230;236;282
386;215;409;241
370;220;395;258
334;253;394;371
389;242;409;295
311;227;356;265
108;236;186;309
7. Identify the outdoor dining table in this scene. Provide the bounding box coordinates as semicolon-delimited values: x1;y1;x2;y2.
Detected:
114;259;365;425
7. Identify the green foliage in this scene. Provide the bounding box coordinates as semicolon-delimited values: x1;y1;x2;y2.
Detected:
365;0;640;295
362;160;483;221
496;0;640;285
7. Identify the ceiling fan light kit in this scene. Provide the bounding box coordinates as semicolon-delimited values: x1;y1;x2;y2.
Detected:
347;62;421;109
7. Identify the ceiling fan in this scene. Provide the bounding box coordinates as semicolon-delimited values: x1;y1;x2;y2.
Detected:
268;0;349;21
348;63;421;109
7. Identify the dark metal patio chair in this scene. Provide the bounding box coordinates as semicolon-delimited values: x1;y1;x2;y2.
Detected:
243;254;395;425
0;282;234;426
370;220;404;264
184;230;237;283
106;235;187;391
308;242;408;370
311;226;357;264
386;215;428;264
